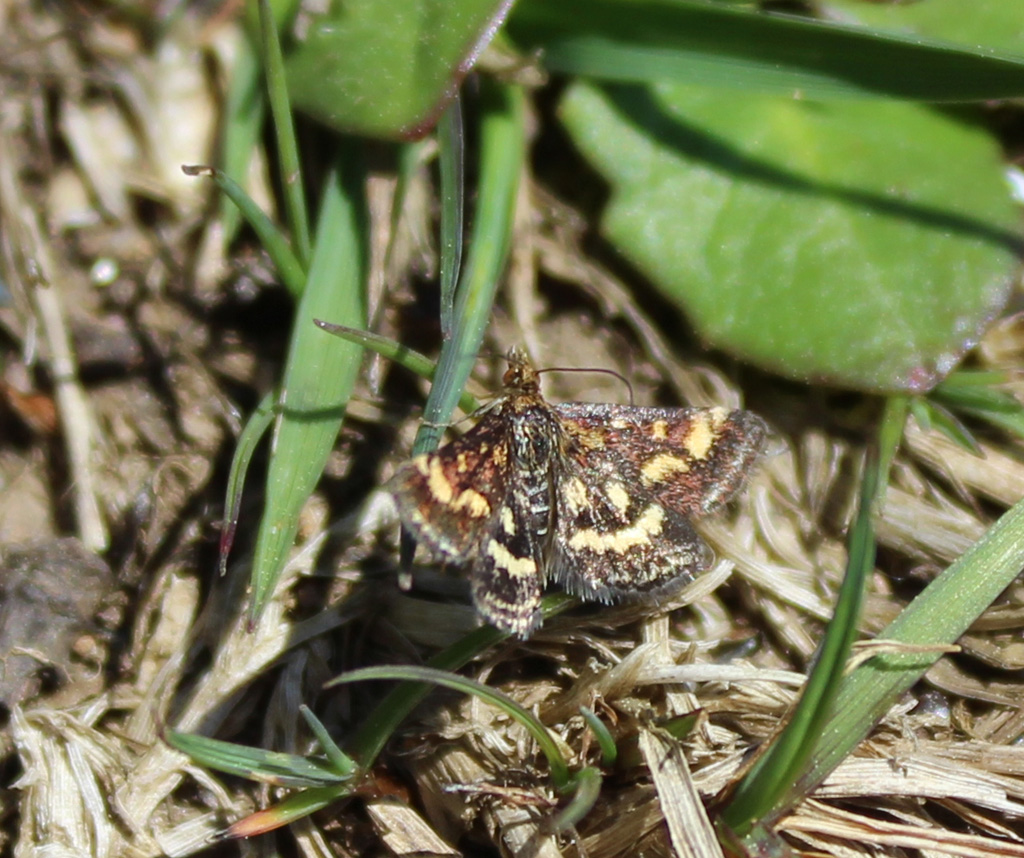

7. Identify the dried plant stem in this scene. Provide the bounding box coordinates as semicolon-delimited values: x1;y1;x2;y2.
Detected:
0;134;108;551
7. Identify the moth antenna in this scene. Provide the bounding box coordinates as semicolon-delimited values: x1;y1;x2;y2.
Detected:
536;366;636;406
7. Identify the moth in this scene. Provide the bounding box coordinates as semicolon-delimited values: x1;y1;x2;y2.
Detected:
387;348;766;637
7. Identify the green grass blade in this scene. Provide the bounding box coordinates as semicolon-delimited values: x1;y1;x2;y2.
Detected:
413;81;526;458
876;396;908;505
438;96;465;339
227;785;350;838
329;665;571;789
933;371;1024;441
936;369;1012;389
580;706;617;767
219;390;277;576
182;165;306;298
936;382;1023;413
509;0;1024;101
312;321;480;414
164;729;352;788
785;483;1024;811
218;34;265;247
552;765;603;832
299;705;356;776
721;446;879;836
257;0;311;265
945;403;1024;440
342;622;507;769
342;595;575;770
911;397;982;455
248;151;367;623
388;139;431;274
909;396;934;434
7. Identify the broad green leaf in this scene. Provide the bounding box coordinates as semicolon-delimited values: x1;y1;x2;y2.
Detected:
509;0;1024;101
825;0;1024;59
279;0;514;139
559;82;1021;392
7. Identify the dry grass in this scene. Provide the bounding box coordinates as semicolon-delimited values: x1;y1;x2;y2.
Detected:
2;4;1024;857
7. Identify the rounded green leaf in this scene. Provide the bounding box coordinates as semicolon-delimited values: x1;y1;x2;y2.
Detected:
281;0;513;139
559;82;1022;392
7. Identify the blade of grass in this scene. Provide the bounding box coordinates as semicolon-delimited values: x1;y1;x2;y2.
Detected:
311;321;480;414
785;477;1024;812
438;95;465;339
257;0;311;265
936;382;1024;413
909;396;934;433
182;165;305;298
721;445;879;837
932;372;1024;440
509;0;1024;101
328;665;571;789
248;149;367;623
943;403;1024;440
299;705;357;777
219;390;277;576
937;369;1014;389
658;710;701;741
910;397;982;456
165;730;352;788
343;593;575;769
343;623;505;769
551;765;602;832
218;34;265;247
412;80;526;458
876;395;908;506
398;81;525;572
227;786;351;838
580;706;617;767
387;138;432;275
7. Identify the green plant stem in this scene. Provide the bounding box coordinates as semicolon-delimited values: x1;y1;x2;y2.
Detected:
789;490;1024;806
722;446;878;836
257;0;311;264
413;81;526;458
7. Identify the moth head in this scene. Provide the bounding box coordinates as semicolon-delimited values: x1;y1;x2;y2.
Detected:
503;346;541;393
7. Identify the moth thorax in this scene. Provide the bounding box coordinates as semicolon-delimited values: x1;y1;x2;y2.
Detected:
510;413;556;533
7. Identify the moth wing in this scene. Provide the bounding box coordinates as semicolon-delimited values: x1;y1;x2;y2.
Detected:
552;455;712;603
554;403;766;518
386;415;511;560
471;489;546;637
387;412;547;637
